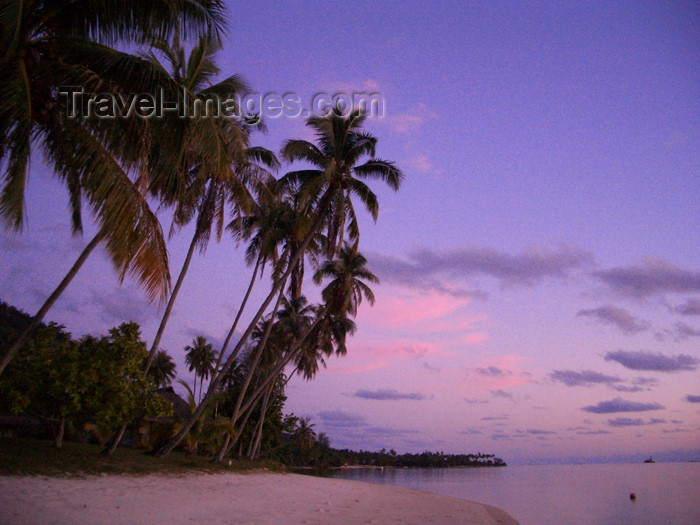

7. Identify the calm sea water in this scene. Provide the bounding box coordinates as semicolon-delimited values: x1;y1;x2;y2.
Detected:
326;463;700;525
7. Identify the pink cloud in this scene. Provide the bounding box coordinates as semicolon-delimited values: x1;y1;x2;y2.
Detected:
358;288;471;328
467;355;533;390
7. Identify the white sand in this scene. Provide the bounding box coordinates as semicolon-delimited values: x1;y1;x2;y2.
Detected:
0;471;518;524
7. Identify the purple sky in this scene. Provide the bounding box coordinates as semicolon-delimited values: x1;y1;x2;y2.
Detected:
2;1;699;463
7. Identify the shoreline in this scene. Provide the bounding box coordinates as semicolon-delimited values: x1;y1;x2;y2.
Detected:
0;471;519;524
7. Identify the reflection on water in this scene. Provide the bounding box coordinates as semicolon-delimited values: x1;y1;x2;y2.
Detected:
327;463;700;525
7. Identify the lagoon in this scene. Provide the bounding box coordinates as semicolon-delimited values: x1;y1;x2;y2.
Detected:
328;462;700;525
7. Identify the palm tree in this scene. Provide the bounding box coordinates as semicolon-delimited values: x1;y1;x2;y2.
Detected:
184;336;217;402
281;109;404;258
313;244;378;317
155;110;401;457
0;1;227;375
212;178;297;374
148;350;177;388
142;33;278;373
293;417;317;452
173;379;234;457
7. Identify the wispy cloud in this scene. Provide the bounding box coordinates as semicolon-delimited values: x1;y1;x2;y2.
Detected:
490;389;516;401
576;429;612;435
607;417;665;427
404;155;435;175
90;287;152;326
464;398;489;404
611;377;660;393
467;356;532;390
476;366;511;378
316;409;420;450
604;350;699;372
577;305;649;335
526;429;557;435
672;322;700;340
382;103;437;134
370;245;593;296
675;298;700;316
594;259;700;298
351;388;428;401
549;369;622;387
686;395;700;403
549;370;659;393
582;398;665;414
422;362;442;374
317;410;368;428
481;415;509;421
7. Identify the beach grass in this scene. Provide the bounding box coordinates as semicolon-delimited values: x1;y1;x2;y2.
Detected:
0;437;281;477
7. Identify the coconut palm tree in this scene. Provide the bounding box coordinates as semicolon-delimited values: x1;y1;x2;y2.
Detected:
212;179;298;374
313;244;378;317
148;350;178;388
293;417;317;452
155;110;401;457
0;1;227;376
141;34;278;373
184;336;217;402
281;109;403;258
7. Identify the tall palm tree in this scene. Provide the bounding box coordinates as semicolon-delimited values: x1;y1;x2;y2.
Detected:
0;1;227;375
142;34;278;373
217;253;368;461
184;336;217;402
313;244;378;317
155;110;401;457
281;109;403;258
212;179;297;374
147;350;177;388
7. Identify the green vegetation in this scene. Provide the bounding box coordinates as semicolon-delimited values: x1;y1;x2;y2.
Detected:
0;437;279;477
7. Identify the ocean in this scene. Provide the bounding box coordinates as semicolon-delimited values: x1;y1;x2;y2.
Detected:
326;462;700;524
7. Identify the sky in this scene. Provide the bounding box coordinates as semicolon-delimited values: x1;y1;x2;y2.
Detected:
1;0;699;464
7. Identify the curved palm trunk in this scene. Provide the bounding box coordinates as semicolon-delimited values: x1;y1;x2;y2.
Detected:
249;382;273;460
229;286;285;428
0;229;106;376
213;287;285;462
55;416;67;449
154;200;331;458
105;230;199;455
105;422;128;455
238;313;324;419
144;229;199;373
223;392;258;460
213;255;261;374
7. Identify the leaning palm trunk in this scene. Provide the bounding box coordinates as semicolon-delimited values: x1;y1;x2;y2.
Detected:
229;287;285;435
105;422;128;455
213;286;286;462
154;200;331;457
224;386;260;459
214;313;325;461
105;231;200;455
249;383;273;459
213;254;262;374
55;416;67;449
0;229;106;376
144;230;200;372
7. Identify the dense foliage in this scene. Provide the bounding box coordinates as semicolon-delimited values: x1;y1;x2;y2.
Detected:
0;303;170;448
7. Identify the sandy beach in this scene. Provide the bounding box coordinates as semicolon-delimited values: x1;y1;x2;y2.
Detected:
0;471;518;524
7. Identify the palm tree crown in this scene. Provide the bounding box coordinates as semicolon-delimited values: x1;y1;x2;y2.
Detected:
185;336;218;401
281;109;403;258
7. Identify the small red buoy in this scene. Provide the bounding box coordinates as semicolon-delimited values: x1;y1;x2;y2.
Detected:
630;493;636;501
